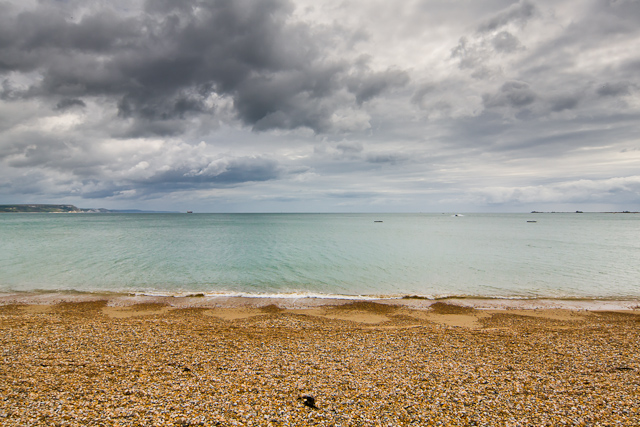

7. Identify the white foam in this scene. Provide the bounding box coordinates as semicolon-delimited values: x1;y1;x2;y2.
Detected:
134;291;399;300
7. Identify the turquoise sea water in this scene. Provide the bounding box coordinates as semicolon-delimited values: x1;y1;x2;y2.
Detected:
0;213;639;299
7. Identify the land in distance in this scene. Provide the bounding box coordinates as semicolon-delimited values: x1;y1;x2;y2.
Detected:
0;204;178;213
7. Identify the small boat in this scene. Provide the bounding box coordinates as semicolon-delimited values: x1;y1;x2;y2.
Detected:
374;220;383;223
186;211;193;214
527;220;537;223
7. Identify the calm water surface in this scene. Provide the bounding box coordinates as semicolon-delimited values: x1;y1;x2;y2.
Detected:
1;213;639;299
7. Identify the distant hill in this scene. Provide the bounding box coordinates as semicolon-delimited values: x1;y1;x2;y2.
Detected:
0;204;85;213
0;204;179;213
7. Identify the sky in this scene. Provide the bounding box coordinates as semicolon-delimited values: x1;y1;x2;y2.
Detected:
1;0;639;213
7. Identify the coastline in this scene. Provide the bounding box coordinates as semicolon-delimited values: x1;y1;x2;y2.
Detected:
2;290;639;311
2;298;639;425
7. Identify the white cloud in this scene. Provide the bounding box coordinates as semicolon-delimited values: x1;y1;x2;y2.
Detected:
461;176;640;205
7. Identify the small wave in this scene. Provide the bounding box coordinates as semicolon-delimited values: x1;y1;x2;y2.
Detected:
4;288;640;303
133;291;400;300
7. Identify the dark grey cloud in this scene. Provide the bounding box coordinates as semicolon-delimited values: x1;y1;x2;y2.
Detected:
450;37;483;71
3;147;285;199
491;31;522;53
0;133;71;168
450;1;533;79
110;156;281;199
0;0;407;136
549;94;581;112
450;30;524;79
128;156;282;192
0;78;20;101
483;81;536;109
55;98;86;110
597;81;635;97
410;84;434;107
365;152;410;165
336;141;363;154
346;67;410;105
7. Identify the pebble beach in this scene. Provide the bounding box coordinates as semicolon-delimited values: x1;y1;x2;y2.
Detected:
2;297;640;426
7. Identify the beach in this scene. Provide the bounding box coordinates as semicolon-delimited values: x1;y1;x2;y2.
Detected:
2;296;639;426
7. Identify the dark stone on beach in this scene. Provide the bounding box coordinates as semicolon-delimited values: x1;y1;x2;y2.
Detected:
182;367;191;372
299;394;316;408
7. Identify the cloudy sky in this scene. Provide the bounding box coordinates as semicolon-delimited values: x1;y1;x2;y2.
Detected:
1;0;639;212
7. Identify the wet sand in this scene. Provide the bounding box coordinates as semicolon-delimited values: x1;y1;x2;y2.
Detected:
2;291;640;311
1;298;640;425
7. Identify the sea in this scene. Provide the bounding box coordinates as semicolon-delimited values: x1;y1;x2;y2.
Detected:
1;213;639;301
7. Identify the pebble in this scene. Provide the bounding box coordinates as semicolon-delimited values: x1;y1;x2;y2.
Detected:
0;301;639;425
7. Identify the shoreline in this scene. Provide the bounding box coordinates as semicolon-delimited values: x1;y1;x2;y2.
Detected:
2;290;640;311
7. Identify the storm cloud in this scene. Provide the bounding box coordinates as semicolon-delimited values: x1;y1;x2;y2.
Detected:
0;0;407;134
0;0;639;212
